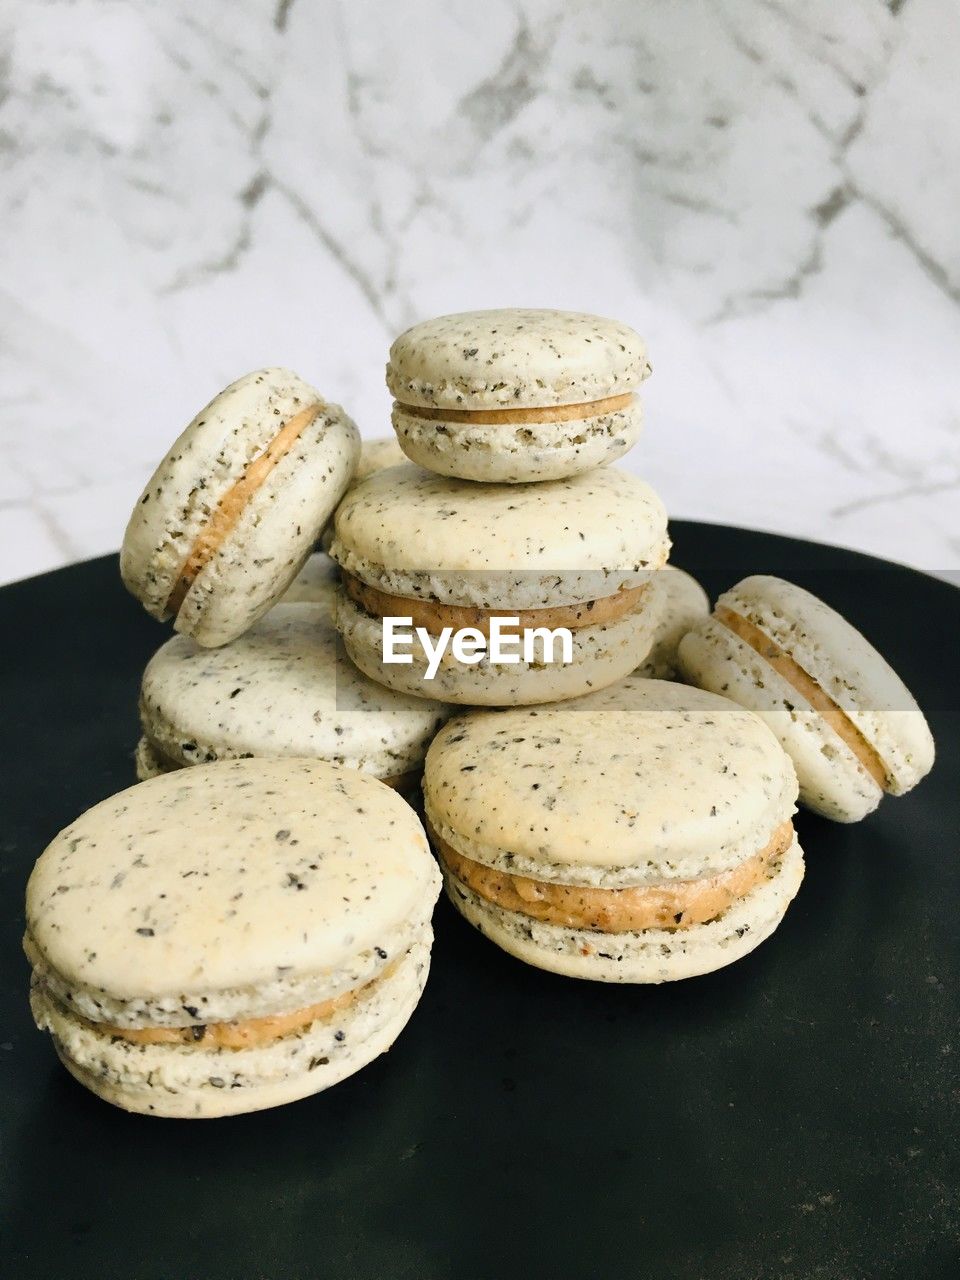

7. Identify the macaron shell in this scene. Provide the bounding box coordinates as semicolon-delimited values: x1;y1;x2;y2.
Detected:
121;368;326;619
719;576;935;794
391;398;643;483
635;568;710;679
678;619;882;822
26;758;440;1007
424;679;798;885
330;464;669;609
35;935;431;1118
386;309;650;410
445;837;804;983
336;584;663;707
139;603;451;778
173;405;359;647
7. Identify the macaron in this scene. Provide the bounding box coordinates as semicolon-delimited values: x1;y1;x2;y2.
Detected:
282;551;340;605
635;567;710;679
677;575;936;822
121;368;360;647
330;464;670;705
25;758;441;1117
386;309;651;482
136;601;451;790
424;678;803;982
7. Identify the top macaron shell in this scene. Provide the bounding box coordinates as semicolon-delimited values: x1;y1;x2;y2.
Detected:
386;309;651;410
330;463;670;609
139;602;451;778
25;759;439;1022
716;576;934;793
424;678;798;888
121;369;360;647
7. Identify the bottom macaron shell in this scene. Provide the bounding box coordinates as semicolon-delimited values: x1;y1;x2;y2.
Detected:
443;839;805;983
392;400;644;483
336;588;663;706
678;620;883;823
35;934;431;1119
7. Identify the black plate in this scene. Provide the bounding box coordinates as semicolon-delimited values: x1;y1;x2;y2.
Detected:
2;523;958;1280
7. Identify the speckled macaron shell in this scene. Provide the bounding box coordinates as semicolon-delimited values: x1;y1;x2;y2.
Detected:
391;397;644;483
386;309;650;411
716;577;935;793
138;603;451;780
635;568;710;680
330;465;670;609
335;577;665;706
281;551;340;606
677;618;881;822
448;840;804;983
121;369;360;647
25;759;440;1116
424;679;798;887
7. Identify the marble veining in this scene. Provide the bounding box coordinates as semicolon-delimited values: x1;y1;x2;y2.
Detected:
0;0;957;585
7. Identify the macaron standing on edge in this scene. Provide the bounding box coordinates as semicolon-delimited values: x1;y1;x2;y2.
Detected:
25;759;441;1118
136;601;452;790
387;309;651;483
121;369;360;647
424;678;804;982
678;575;936;822
330;463;671;705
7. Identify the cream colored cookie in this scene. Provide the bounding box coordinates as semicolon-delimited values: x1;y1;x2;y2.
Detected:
25;759;441;1117
423;680;803;982
386;310;651;481
138;603;451;784
678;575;935;822
329;464;670;704
121;369;360;647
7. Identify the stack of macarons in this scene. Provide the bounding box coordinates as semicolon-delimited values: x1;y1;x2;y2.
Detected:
330;308;688;705
21;310;936;1123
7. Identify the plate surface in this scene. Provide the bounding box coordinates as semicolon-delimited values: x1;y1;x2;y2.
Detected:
1;523;958;1280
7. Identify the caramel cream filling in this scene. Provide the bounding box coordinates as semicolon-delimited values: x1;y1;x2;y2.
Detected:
435;822;793;932
165;401;322;616
78;960;399;1050
343;571;647;636
714;605;889;790
397;391;635;425
142;737;418;792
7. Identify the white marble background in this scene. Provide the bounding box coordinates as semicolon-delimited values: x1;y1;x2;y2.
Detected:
1;0;958;586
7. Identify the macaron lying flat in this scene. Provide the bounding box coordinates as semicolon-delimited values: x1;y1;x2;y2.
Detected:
25;759;441;1118
387;309;651;482
635;567;710;680
678;575;935;822
424;678;803;982
330;464;670;705
137;602;451;789
121;369;360;647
